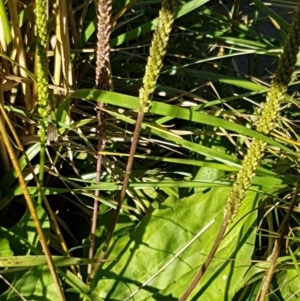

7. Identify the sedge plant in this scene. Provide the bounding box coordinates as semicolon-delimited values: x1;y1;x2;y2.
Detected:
89;0;179;281
180;2;300;300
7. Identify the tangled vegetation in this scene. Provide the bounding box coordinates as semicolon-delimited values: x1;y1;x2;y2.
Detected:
1;0;300;300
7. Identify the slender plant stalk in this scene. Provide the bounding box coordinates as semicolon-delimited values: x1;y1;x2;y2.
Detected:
87;0;112;280
180;3;300;300
89;0;178;282
257;177;300;301
0;109;66;301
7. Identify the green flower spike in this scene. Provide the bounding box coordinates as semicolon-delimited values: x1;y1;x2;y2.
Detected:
139;0;178;110
225;5;300;220
35;0;50;203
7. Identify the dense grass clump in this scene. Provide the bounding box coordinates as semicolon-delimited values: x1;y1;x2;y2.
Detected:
0;1;300;300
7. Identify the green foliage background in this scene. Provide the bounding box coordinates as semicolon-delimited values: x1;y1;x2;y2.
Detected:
0;0;300;300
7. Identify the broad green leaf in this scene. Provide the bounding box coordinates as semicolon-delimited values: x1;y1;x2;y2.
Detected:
9;206;50;255
277;269;299;300
1;266;60;301
90;187;259;300
143;193;260;300
193;142;226;193
0;226;40;256
0;231;13;257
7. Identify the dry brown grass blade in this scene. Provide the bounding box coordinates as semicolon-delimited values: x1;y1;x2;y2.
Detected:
0;101;77;277
7;0;31;110
0;107;66;301
0;82;9;171
55;0;73;95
